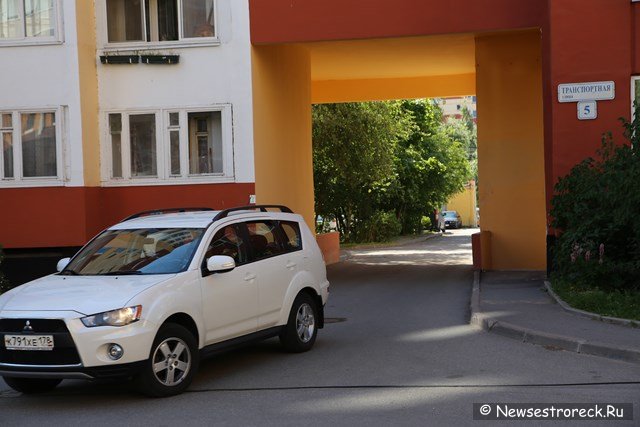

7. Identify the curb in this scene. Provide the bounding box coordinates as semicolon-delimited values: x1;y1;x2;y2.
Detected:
339;233;443;263
470;272;640;364
543;280;639;328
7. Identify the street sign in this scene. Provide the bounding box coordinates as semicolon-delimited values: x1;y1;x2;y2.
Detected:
577;101;597;120
558;81;615;103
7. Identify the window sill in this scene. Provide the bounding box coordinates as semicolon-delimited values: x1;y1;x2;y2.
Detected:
0;180;65;188
101;176;235;187
100;39;220;54
0;39;64;48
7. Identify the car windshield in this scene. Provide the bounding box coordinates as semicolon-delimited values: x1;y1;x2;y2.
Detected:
63;228;204;276
443;212;457;217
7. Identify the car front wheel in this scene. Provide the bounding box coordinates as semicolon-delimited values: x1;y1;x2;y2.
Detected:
135;323;199;397
3;377;62;394
280;292;318;353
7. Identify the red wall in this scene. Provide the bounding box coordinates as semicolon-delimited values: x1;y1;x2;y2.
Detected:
543;0;634;232
249;0;546;44
546;0;632;179
0;183;255;249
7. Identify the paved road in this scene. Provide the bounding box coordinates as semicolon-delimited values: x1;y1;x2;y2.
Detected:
1;229;638;426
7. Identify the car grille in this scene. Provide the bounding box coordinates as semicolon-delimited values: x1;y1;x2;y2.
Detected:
0;319;81;366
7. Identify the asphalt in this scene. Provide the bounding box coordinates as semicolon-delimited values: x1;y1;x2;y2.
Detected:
1;229;639;426
472;270;640;364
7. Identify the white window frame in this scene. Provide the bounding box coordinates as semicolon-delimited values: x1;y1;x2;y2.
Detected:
101;0;219;52
0;0;63;47
0;107;65;187
102;104;234;186
631;76;640;120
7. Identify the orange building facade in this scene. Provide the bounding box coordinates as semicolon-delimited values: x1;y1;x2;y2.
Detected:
248;0;640;271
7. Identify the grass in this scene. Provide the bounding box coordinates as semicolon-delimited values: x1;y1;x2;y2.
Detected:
551;278;640;322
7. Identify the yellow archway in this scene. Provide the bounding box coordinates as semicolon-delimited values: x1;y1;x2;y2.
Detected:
252;30;546;270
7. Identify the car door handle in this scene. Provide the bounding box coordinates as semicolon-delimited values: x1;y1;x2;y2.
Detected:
285;262;297;269
244;273;257;282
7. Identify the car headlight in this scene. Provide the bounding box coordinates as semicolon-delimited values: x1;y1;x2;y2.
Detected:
81;306;142;327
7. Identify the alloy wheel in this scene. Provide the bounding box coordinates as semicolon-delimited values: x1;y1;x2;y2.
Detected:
296;303;315;343
151;337;191;386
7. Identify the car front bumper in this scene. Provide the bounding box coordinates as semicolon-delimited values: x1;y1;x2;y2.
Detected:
0;360;146;380
0;310;158;379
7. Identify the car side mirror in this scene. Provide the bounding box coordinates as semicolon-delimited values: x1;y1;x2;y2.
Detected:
206;255;236;273
57;258;71;272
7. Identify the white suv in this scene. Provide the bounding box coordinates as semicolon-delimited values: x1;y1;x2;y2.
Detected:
0;206;330;397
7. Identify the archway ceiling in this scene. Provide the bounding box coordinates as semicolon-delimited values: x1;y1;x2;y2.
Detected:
306;34;476;81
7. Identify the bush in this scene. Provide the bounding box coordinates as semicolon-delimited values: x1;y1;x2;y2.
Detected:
421;216;432;230
551;125;640;291
356;211;402;243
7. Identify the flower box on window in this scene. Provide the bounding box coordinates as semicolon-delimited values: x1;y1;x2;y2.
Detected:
100;55;140;65
140;55;180;65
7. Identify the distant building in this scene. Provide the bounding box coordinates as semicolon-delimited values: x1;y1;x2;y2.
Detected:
436;96;477;122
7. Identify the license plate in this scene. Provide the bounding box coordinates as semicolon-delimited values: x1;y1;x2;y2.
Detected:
4;335;54;351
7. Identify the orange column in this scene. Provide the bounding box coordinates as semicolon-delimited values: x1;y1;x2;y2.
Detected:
475;31;547;270
251;45;315;230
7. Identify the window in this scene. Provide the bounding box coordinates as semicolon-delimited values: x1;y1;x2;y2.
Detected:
0;0;59;43
105;107;232;184
246;221;285;261
66;228;203;275
1;113;14;179
129;113;157;177
632;77;640;119
109;113;122;178
0;109;61;184
188;111;222;175
105;0;215;45
205;225;247;266
168;112;180;176
280;222;302;252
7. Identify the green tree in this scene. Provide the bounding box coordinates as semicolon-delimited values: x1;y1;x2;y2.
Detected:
443;115;476;161
382;100;471;233
444;107;478;180
313;99;472;241
312;102;411;242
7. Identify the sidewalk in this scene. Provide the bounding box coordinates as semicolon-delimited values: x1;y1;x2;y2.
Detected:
471;271;640;364
340;232;442;261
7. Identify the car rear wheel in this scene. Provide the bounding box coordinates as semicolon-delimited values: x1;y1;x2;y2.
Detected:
280;292;318;353
3;377;62;394
135;323;199;397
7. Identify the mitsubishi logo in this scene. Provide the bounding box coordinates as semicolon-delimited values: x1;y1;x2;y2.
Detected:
23;321;34;333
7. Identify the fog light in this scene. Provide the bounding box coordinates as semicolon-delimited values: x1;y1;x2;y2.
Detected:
107;344;124;360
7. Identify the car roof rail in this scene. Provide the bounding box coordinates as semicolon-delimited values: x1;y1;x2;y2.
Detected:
122;207;214;222
212;205;293;222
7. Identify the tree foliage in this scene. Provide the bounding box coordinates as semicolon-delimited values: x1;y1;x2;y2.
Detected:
551;113;640;291
381;100;471;234
443;107;478;181
313;102;410;241
313;100;471;242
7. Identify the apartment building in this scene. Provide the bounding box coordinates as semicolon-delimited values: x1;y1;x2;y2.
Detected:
1;1;255;274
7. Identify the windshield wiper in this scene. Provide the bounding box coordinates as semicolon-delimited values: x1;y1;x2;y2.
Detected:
102;270;143;276
58;270;79;276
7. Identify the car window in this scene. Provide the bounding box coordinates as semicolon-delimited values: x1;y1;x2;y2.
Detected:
280;221;302;252
246;221;285;261
204;225;248;265
65;228;203;275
